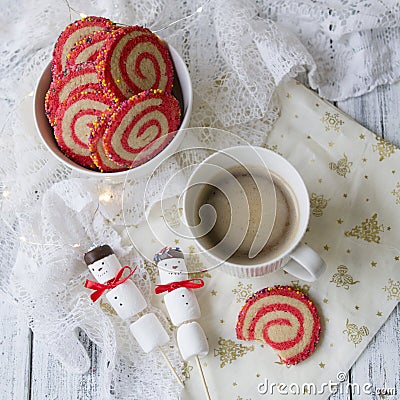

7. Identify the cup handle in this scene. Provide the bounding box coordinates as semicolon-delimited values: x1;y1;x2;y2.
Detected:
283;244;327;282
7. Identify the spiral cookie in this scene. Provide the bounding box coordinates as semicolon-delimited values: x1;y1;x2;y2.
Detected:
103;90;180;168
88;110;126;172
45;63;101;125
97;26;174;100
236;286;321;365
52;16;115;76
66;30;113;68
54;91;114;168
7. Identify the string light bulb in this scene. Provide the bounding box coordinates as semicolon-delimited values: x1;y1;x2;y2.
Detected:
99;191;113;203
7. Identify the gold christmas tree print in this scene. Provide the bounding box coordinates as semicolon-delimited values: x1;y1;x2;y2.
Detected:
186;245;211;279
143;259;158;284
343;319;369;346
214;337;254;368
372;136;396;161
344;213;385;244
310;193;330;217
232;281;253;303
329;154;353;177
330;265;360;290
391;182;400;205
182;360;193;380
383;279;400;301
321;111;344;132
161;204;182;228
290;280;311;294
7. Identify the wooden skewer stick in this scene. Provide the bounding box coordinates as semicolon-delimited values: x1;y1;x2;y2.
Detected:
195;355;211;400
135;312;184;388
158;346;185;388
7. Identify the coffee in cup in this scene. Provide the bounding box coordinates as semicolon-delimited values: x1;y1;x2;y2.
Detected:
184;145;327;280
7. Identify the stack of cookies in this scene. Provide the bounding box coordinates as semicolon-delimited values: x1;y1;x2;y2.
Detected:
45;16;181;172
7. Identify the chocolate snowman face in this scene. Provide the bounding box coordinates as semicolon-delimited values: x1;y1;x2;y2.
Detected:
87;254;121;283
158;257;188;284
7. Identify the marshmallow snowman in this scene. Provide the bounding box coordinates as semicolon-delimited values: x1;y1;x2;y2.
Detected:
158;251;201;326
84;245;169;353
155;247;209;361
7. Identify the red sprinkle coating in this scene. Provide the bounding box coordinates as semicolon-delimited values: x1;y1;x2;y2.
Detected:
236;285;321;366
96;25;174;101
88;108;127;172
53;90;114;168
66;30;114;68
45;62;100;126
102;89;180;168
52;16;115;77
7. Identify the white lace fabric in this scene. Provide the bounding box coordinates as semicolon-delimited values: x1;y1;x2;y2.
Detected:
0;1;399;399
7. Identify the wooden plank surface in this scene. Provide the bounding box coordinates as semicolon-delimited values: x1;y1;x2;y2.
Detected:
30;329;102;400
336;80;400;400
0;296;31;400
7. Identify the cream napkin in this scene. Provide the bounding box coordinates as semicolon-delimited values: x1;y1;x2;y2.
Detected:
126;79;400;400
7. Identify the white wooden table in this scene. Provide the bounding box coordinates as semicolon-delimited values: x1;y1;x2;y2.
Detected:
1;81;399;399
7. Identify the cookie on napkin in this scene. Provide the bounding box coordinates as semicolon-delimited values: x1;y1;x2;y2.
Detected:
236;285;321;365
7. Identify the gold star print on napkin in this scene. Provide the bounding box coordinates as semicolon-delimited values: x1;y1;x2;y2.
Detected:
126;79;400;400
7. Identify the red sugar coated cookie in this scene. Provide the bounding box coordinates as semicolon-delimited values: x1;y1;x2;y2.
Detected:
53;91;114;168
103;89;180;168
97;26;174;101
52;16;115;76
88;109;127;172
236;285;321;365
66;30;114;68
45;63;100;126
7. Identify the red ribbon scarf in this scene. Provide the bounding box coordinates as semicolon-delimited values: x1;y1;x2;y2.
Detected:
85;265;136;302
155;278;204;294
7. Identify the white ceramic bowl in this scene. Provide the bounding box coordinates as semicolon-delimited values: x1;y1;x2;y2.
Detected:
33;45;192;179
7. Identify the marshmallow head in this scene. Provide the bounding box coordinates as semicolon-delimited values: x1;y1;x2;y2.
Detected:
158;257;189;284
106;280;147;319
87;254;121;284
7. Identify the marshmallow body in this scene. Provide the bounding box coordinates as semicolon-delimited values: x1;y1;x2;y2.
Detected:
106;280;147;319
129;313;169;353
164;288;201;326
87;254;121;284
177;321;209;360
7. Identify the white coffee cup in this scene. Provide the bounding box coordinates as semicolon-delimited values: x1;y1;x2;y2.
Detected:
183;145;326;280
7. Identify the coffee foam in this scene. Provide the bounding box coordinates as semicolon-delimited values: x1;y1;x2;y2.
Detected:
194;165;299;265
